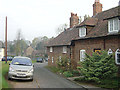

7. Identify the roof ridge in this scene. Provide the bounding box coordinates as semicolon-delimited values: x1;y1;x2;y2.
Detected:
94;6;119;18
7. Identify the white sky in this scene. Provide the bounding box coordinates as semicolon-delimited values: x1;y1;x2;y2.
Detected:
0;0;119;42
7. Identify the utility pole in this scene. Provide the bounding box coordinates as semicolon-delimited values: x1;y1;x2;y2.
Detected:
5;16;7;63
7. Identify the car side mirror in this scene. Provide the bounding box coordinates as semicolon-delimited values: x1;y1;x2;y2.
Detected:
33;64;34;67
9;63;11;65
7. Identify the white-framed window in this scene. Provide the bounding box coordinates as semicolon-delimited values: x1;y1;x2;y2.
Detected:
108;18;119;33
52;57;54;63
63;46;67;53
108;49;113;55
50;47;53;52
79;27;86;37
115;49;120;65
80;50;86;61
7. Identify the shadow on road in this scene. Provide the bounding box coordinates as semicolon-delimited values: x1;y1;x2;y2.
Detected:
8;79;33;82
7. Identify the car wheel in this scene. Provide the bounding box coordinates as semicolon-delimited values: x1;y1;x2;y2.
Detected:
30;78;33;81
8;76;11;80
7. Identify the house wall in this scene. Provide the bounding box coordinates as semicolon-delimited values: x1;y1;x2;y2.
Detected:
71;35;120;68
47;46;70;66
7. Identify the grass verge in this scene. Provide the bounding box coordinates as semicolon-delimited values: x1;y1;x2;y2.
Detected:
1;61;11;88
45;66;60;73
32;60;36;64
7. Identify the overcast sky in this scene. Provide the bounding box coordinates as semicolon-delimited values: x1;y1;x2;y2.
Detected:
0;0;119;42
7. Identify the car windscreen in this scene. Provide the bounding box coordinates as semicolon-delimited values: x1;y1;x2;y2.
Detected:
11;58;32;66
37;58;43;60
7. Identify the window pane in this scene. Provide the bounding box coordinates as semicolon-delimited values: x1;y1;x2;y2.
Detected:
79;27;86;37
50;47;53;52
80;50;85;61
63;46;67;53
117;54;120;63
114;19;119;30
110;20;113;32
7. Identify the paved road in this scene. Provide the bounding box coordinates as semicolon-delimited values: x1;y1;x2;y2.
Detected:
8;62;85;89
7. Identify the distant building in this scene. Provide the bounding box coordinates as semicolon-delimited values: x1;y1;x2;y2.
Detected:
0;41;4;61
25;46;34;57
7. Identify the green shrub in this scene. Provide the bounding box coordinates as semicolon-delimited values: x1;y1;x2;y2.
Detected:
57;56;71;71
71;70;80;76
58;69;64;74
63;71;73;77
77;51;118;83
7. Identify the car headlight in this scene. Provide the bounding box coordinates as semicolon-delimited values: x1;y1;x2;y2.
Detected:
28;68;33;73
9;67;15;72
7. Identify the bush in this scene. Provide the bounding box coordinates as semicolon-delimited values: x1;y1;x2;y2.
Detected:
63;71;73;77
57;56;71;71
58;69;64;74
71;70;80;76
77;51;118;83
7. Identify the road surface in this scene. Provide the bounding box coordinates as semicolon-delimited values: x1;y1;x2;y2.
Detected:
8;62;85;89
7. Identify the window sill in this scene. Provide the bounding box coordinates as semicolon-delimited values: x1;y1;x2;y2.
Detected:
107;31;119;35
62;52;67;54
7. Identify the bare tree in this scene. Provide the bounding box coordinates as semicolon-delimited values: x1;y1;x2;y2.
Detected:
56;24;68;35
15;30;22;56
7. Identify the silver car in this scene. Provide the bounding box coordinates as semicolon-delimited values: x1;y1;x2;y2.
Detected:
8;56;34;81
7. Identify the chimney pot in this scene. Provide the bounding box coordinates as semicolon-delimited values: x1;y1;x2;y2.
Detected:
95;0;99;3
70;12;79;28
93;0;102;16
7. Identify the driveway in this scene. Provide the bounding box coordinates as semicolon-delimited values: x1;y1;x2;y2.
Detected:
8;62;85;89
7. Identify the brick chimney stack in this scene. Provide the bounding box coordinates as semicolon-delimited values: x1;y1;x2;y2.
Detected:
70;12;79;28
93;0;102;16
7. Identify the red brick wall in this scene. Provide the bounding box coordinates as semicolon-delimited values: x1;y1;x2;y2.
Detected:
47;35;120;68
72;35;120;68
47;46;70;66
105;36;119;52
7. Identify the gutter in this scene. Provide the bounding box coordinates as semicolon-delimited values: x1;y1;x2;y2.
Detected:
72;34;120;42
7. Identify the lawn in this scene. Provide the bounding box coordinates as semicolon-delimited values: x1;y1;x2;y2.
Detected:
32;60;36;64
1;61;11;89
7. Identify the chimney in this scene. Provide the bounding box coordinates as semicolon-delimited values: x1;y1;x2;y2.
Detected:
93;0;102;16
70;12;79;28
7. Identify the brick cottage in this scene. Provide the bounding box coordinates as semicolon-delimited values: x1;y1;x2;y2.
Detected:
46;0;120;68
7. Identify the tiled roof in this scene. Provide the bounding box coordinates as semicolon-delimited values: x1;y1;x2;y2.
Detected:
75;6;120;40
77;17;98;27
47;6;120;46
47;28;79;46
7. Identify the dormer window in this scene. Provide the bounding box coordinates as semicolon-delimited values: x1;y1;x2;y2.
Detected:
50;47;53;52
79;27;86;37
108;18;119;33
